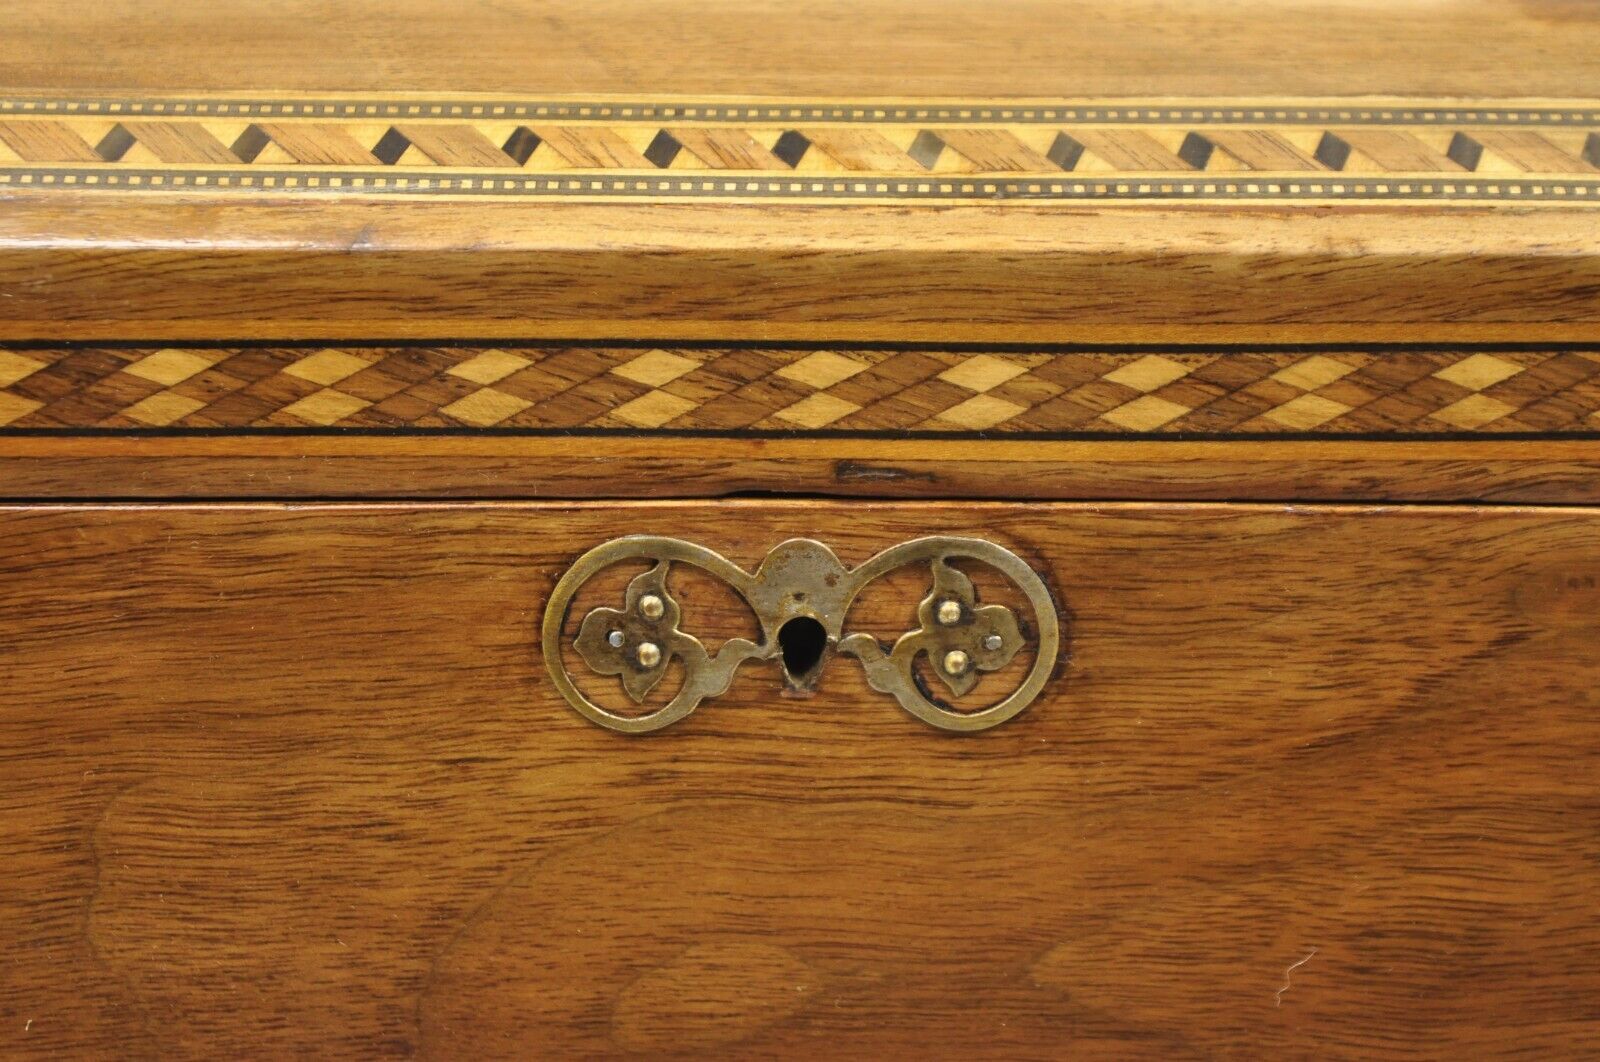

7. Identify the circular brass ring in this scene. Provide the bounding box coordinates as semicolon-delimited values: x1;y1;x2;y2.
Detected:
543;534;1061;735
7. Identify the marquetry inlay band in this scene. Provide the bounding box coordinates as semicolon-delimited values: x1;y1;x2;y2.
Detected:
3;344;1599;436
0;94;1598;202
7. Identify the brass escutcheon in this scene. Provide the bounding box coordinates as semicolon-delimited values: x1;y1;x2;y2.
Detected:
541;536;1061;734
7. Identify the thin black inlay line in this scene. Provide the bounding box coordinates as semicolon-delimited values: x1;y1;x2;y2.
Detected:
0;426;1595;443
4;97;1600;127
5;339;1600;355
0;496;1590;508
5;169;1600;202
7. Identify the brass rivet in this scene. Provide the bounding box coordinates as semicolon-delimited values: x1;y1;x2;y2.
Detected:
936;600;962;625
943;649;970;675
607;630;625;648
983;634;1004;651
639;594;665;619
637;642;662;668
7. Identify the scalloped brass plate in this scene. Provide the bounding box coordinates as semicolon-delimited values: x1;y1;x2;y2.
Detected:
541;535;1061;734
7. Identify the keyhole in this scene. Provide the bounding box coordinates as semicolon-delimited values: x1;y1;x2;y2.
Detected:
777;616;828;686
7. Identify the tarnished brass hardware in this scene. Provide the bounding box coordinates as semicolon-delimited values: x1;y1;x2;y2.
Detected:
542;536;1061;734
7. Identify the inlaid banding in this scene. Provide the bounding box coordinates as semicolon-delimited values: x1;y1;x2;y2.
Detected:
0;94;1598;201
2;345;1598;436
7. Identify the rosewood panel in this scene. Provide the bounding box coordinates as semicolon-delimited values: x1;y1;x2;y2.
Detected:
4;198;1600;345
1;500;1597;1057
5;436;1600;503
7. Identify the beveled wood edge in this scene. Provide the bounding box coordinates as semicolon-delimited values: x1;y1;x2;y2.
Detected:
3;197;1600;343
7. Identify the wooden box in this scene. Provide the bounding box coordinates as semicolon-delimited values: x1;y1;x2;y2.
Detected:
3;1;1599;1056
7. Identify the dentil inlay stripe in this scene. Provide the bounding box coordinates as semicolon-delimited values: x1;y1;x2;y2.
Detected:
0;94;1598;202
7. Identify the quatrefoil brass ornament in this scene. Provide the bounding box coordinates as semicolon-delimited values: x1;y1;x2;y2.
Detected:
542;536;1061;734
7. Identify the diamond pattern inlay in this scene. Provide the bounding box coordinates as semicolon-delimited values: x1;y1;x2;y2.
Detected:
124;348;216;386
0;344;1597;435
775;393;862;429
1102;356;1193;393
776;351;871;389
0;350;46;388
282;349;374;386
1431;393;1517;429
938;355;1032;393
447;349;532;385
0;391;43;426
441;388;533;426
1101;394;1190;431
124;391;207;426
1432;353;1524;391
612;350;701;388
939;394;1027;430
613;390;697;428
1262;393;1353;430
1271;355;1358;391
280;389;372;425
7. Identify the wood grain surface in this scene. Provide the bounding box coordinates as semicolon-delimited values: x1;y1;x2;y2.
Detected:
7;436;1600;503
4;0;1599;98
3;499;1598;1057
3;194;1600;346
3;3;1600;344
